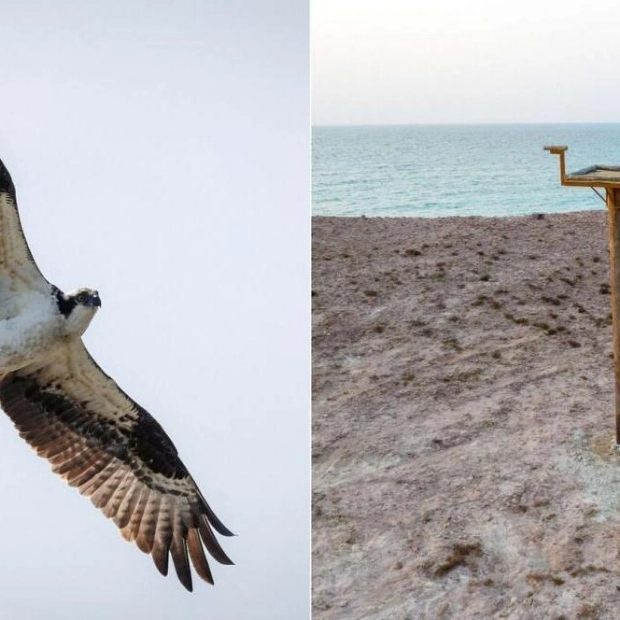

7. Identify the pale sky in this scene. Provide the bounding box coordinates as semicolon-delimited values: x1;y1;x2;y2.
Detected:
0;1;308;619
313;0;620;125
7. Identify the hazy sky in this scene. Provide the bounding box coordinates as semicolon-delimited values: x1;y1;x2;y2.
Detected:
0;1;308;618
313;0;620;125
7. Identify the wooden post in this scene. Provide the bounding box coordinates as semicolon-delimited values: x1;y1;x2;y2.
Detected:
607;188;620;445
543;145;568;184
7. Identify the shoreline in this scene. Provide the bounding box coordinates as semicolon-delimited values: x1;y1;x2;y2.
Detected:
311;205;606;220
313;210;620;618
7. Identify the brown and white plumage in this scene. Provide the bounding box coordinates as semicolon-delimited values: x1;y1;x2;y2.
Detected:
0;157;233;591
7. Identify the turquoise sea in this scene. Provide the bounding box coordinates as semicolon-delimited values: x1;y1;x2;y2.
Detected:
312;124;620;218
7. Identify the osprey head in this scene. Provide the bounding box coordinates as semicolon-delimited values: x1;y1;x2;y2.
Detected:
53;286;101;336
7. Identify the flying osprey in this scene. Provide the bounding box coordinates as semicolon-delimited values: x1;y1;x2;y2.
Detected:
0;157;233;591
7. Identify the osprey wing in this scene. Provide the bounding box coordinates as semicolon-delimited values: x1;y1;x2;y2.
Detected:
0;158;50;295
0;339;233;591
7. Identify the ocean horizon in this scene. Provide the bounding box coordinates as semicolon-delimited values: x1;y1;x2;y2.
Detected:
312;123;620;218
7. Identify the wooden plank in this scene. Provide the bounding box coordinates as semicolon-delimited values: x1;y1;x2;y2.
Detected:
607;188;620;444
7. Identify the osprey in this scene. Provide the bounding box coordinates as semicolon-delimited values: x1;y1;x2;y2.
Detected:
0;158;233;591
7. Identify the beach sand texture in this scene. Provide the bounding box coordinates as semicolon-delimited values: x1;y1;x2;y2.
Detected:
312;212;620;619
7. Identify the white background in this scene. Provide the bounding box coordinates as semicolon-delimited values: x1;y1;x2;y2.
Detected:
0;1;309;618
313;0;620;124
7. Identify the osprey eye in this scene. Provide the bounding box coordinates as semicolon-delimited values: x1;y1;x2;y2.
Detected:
76;293;87;303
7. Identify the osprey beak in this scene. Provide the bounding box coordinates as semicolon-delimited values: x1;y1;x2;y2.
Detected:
89;293;102;308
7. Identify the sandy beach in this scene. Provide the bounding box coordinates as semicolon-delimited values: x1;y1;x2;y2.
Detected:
312;211;620;619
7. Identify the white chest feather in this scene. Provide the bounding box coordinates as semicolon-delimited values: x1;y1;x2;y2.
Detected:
0;290;64;374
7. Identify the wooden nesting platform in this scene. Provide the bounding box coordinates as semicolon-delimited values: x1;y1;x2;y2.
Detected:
566;165;620;188
545;144;620;444
544;145;620;188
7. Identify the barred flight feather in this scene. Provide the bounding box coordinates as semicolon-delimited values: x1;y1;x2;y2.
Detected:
0;339;233;591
